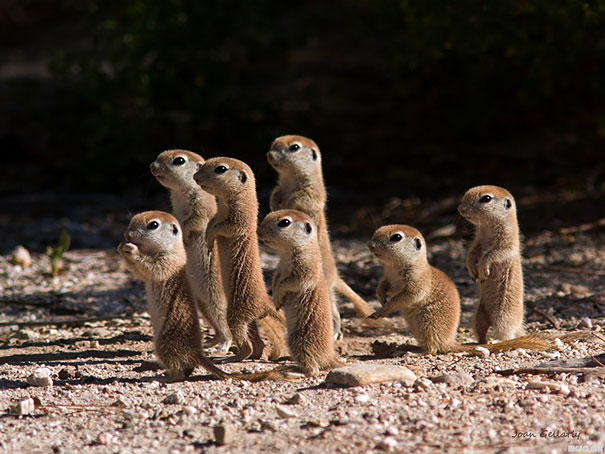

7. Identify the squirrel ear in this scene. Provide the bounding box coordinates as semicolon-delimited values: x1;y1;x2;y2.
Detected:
239;171;248;184
311;149;318;161
414;238;422;250
504;198;512;210
172;224;179;235
305;222;313;234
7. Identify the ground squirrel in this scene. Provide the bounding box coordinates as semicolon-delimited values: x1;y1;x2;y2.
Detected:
368;224;564;354
267;135;378;339
193;157;288;361
117;211;243;380
117;211;294;381
458;185;525;343
259;210;343;375
150;149;232;353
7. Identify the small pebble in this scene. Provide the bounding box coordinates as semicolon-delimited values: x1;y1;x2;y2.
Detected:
58;367;78;380
11;245;32;268
355;393;370;403
377;436;398;450
260;421;277;432
89;340;99;348
214;424;236;445
526;381;570;395
26;368;53;387
15;329;38;341
276;405;296;419
9;398;35;415
578;318;593;329
182;406;197;416
96;432;114;445
285;393;304;405
163;392;184;405
85;327;111;338
474;346;490;358
414;378;433;390
432;373;474;386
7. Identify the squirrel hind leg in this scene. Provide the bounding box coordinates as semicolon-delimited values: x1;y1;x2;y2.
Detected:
473;303;490;344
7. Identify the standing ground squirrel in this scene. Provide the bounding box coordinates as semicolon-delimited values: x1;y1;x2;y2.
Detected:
193;157;288;361
259;210;343;375
458;185;525;343
150;149;232;353
368;225;460;353
117;211;242;380
368;224;564;354
267;135;378;339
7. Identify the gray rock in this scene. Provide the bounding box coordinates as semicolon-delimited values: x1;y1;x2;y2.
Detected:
214;424;236;446
163;392;184;405
260;421;277;432
96;432;114;445
285;393;304;405
526;381;571;395
324;364;417;387
58;367;78;380
414;378;433;390
26;368;53;387
431;373;474;386
9;398;35;415
276;405;296;419
15;329;38;341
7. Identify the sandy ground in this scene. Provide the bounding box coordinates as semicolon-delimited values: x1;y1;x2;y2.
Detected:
0;215;604;454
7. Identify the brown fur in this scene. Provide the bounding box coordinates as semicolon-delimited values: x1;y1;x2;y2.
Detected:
267;135;378;339
117;211;294;382
150;150;232;352
458;185;525;343
367;224;554;355
368;225;460;354
193;157;288;361
259;210;343;375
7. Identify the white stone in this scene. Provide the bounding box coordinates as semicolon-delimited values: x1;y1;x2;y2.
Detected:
474;346;490;358
355;393;370;403
9;398;35;415
325;364;417;387
11;246;32;269
96;432;114;445
276;405;296;419
26;368;53;387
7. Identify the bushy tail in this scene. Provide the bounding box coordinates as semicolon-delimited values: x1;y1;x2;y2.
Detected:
455;332;592;354
197;354;296;382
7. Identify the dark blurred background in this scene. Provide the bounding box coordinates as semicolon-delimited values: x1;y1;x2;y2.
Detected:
1;0;604;249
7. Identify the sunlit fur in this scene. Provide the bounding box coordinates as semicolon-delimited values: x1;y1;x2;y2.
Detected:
458;185;525;343
151;150;231;352
259;209;343;375
267;135;377;339
194;158;288;361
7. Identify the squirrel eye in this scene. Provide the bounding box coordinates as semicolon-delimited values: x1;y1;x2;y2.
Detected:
480;195;492;203
214;165;228;174
288;144;301;152
278;219;291;228
390;233;403;242
147;221;159;230
172;156;186;166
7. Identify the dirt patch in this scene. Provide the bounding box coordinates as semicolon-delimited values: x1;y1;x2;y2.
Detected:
0;208;604;453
